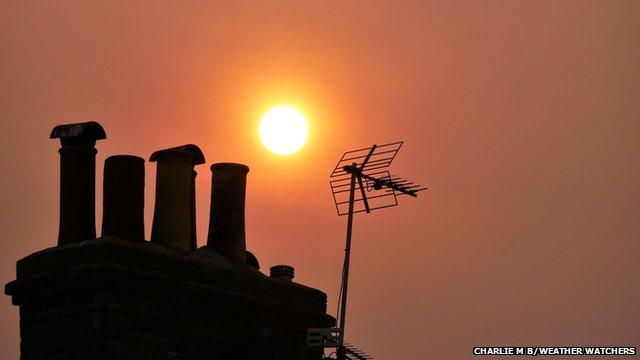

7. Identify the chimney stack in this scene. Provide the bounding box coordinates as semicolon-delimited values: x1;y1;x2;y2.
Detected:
50;121;106;245
207;163;249;263
150;144;204;251
102;155;145;242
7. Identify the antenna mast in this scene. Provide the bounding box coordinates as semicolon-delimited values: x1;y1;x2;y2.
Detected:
309;141;426;359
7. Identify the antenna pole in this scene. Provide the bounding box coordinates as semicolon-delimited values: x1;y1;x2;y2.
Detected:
338;164;357;358
323;141;426;359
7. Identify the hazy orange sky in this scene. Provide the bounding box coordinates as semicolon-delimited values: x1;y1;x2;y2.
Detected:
1;1;639;358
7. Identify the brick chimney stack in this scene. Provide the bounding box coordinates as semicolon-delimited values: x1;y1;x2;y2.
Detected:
6;121;334;359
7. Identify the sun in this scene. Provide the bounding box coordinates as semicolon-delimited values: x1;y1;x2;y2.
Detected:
259;106;309;155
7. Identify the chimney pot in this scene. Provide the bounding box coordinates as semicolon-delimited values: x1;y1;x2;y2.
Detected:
207;163;249;262
102;155;145;241
270;265;294;282
150;144;204;250
50;121;106;245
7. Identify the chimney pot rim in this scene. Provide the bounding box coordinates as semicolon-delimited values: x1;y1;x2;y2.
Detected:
149;144;205;164
106;154;145;163
270;264;295;281
210;162;250;173
50;121;106;140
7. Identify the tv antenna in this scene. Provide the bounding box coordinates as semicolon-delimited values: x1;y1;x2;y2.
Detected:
308;141;427;360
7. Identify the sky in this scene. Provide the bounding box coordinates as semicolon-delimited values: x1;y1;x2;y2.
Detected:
1;1;639;358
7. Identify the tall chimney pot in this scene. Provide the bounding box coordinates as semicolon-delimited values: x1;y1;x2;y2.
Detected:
150;144;204;251
102;155;145;241
207;163;249;262
50;121;106;245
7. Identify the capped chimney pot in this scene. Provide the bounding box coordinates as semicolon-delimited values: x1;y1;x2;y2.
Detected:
150;144;205;251
102;155;145;242
207;163;249;263
50;121;106;245
50;121;106;145
270;265;294;282
149;144;205;164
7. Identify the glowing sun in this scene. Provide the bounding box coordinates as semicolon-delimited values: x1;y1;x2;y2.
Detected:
259;106;309;155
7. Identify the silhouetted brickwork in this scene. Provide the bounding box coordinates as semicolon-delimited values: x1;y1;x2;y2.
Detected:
6;237;333;359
